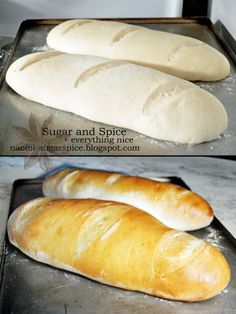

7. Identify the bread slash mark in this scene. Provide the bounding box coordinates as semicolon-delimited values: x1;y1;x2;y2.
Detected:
105;174;124;185
143;81;191;115
62;20;93;35
111;26;140;44
19;51;63;71
77;205;129;256
74;60;128;88
168;41;203;62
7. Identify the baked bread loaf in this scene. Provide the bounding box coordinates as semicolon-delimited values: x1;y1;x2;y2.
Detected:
7;198;230;302
47;19;230;81
6;51;228;144
42;168;214;231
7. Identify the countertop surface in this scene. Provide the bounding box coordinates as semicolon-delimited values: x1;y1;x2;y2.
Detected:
0;156;235;255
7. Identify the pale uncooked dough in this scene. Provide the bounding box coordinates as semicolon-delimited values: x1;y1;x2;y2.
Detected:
6;51;228;144
47;19;230;81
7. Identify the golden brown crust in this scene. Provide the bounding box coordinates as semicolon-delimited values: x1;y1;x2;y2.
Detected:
8;198;230;302
43;169;214;231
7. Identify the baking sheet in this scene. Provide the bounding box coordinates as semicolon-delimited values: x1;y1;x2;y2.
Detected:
0;18;236;155
0;176;235;314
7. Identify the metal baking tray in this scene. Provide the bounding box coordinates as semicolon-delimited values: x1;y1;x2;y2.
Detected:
0;18;235;155
0;176;235;314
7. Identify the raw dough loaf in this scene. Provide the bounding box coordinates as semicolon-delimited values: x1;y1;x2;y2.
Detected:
47;19;230;81
6;51;228;144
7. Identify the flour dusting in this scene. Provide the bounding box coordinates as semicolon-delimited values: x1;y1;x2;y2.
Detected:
205;226;226;252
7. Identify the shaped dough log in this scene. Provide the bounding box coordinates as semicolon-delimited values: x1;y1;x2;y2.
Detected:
6;52;228;144
47;19;230;81
8;198;230;302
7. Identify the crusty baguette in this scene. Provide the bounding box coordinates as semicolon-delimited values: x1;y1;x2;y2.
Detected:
42;168;214;231
7;198;230;302
6;52;228;144
47;19;230;81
